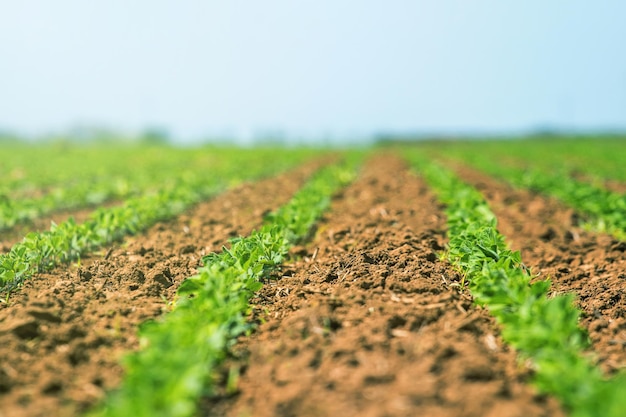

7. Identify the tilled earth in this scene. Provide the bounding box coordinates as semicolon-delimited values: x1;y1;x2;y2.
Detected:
1;153;624;416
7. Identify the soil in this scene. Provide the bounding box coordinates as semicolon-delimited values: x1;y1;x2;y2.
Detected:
206;155;563;417
0;161;322;417
450;163;626;375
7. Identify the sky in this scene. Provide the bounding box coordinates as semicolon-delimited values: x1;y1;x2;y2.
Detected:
1;1;626;143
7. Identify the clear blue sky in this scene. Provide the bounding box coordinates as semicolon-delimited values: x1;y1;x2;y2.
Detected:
1;1;625;143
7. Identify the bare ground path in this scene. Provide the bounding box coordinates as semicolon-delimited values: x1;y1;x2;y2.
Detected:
0;160;323;417
451;163;626;376
207;154;563;417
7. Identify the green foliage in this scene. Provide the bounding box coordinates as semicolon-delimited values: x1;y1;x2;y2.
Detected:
0;144;324;231
406;151;626;417
91;158;359;417
407;136;626;183
514;168;626;240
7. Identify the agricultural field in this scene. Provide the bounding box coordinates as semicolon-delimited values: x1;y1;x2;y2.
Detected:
0;136;625;417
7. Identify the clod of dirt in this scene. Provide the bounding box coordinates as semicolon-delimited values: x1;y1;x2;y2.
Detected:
539;227;557;242
9;320;40;340
0;369;13;393
149;268;173;288
77;269;92;282
27;309;62;323
41;379;64;395
611;241;626;252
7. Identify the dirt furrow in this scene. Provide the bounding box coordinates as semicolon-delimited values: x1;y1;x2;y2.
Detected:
206;155;563;417
0;160;323;417
451;163;626;376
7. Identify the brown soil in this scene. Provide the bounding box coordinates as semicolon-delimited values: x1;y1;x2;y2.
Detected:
206;155;564;417
0;161;322;417
450;163;626;375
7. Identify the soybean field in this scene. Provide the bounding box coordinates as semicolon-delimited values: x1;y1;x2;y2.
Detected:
1;137;625;417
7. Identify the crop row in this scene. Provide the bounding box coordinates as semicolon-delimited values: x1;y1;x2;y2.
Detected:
413;136;626;183
2;174;145;231
440;150;626;240
406;140;626;240
406;151;626;417
0;143;258;196
91;157;360;416
0;146;326;232
0;149;321;294
1;143;192;199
